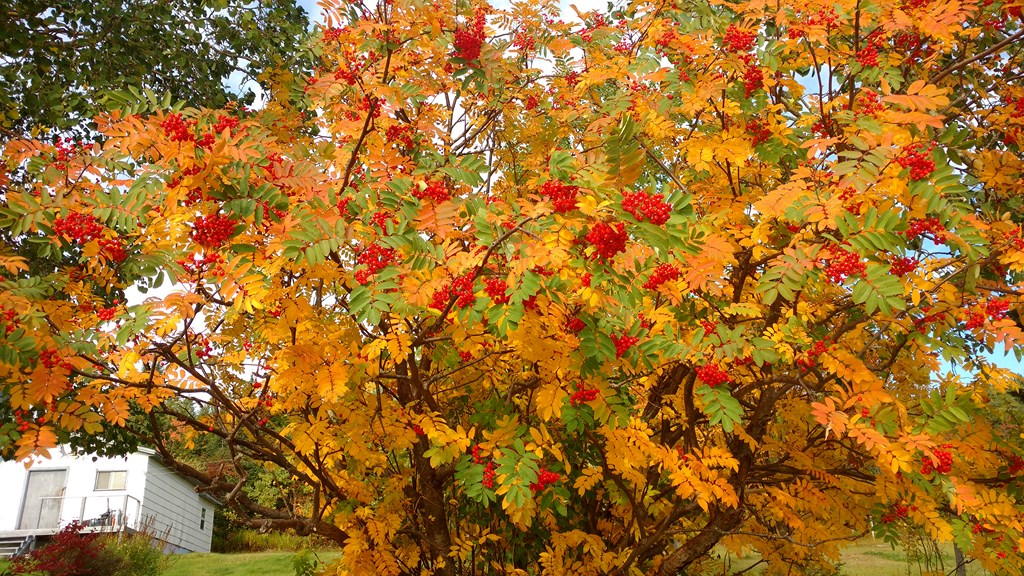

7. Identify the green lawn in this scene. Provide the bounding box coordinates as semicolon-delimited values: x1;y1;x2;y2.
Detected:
159;541;992;576
163;551;342;576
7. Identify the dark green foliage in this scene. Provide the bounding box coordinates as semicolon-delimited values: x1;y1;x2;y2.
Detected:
0;0;310;138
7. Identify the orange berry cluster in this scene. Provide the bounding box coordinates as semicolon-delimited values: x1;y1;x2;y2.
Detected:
191;213;237;247
622;190;671;225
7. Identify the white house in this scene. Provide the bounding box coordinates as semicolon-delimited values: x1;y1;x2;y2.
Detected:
0;446;218;556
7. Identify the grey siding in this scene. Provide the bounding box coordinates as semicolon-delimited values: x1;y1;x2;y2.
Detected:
138;458;214;553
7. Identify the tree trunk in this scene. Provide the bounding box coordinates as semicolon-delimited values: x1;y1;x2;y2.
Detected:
953;543;967;576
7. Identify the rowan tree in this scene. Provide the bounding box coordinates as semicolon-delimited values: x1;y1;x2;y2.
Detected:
3;0;1024;575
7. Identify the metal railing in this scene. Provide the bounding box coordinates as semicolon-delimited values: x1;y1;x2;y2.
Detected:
28;495;142;532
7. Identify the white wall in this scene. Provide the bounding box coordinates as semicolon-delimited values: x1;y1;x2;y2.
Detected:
0;448;148;531
0;448;216;554
139;457;215;553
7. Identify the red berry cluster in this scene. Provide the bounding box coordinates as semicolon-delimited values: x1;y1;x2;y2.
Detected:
191;213;236;247
100;237;128;262
700;319;718;334
540;180;580;213
414;180;451;203
178;252;225;277
472;444;486;464
370;210;398;231
611;333;638;357
0;307;19;335
889;256;918;277
622;190;671;225
856;43;879;68
386;124;416;148
529;467;560;493
986;298;1010;321
39;349;71;371
484;276;510;304
53;212;103;242
920;446;953;475
822;245;866;284
212;114;240;134
564;316;586;334
807;8;840;28
354;243;398;284
742;60;763;98
431;274;476;310
14;409;49;433
897;143;936;180
696;363;732;387
52;137;79;170
585;221;628;260
797;339;830;369
482;461;496;489
570;382;599;406
723;25;756;52
337;196;354;217
160;113;197;143
453;9;487;62
323;27;344;42
746;118;772;146
96;306;117;321
853;89;885;117
1009;455;1024;475
512;31;535;52
881;501;911;523
523;94;539;110
902;217;945;240
643;263;680;290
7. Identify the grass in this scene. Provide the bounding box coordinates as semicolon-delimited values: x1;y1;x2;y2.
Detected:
157;540;991;576
162;550;341;576
712;539;991;575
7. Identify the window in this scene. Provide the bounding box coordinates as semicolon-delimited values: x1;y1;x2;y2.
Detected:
94;470;127;491
200;507;207;530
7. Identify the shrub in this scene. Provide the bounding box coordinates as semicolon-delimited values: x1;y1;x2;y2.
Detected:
8;522;167;576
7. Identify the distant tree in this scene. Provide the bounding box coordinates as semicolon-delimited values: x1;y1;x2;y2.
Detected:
0;0;310;139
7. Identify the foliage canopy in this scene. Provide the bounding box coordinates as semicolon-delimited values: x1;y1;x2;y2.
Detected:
4;0;1024;574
